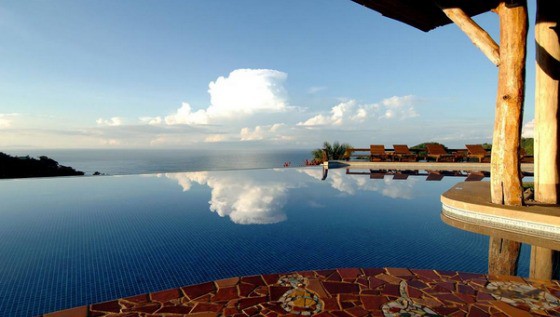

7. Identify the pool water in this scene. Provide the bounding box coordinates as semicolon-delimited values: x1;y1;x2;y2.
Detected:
0;167;530;316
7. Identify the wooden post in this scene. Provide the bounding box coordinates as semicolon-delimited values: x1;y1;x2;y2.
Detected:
488;1;528;275
441;8;500;66
531;247;560;280
489;236;521;275
531;0;560;280
534;0;560;206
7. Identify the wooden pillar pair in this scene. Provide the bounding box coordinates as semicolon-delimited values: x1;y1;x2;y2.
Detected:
442;0;559;278
483;0;560;278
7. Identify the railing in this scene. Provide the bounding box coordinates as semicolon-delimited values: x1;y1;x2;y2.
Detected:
323;147;534;163
341;148;469;162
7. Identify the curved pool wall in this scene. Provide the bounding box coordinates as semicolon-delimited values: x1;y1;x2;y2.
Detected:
0;167;530;316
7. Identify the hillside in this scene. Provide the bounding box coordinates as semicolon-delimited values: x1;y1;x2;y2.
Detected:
0;152;84;179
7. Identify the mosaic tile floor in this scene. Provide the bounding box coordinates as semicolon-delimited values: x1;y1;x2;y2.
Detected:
44;267;560;317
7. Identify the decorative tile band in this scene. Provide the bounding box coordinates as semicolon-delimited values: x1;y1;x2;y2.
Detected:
441;202;560;241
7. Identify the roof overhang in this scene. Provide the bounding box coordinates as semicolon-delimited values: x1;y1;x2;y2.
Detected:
351;0;501;32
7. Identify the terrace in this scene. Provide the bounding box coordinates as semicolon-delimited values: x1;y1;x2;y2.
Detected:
46;267;560;317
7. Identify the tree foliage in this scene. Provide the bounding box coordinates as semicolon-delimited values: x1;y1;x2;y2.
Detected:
521;138;533;155
0;152;84;179
312;141;352;163
410;142;448;151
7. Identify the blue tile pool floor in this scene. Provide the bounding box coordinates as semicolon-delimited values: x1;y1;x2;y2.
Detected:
0;167;530;316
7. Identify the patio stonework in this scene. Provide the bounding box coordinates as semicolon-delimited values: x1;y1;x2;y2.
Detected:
44;267;560;317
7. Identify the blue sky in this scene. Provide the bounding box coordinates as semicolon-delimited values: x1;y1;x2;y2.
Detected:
0;0;536;149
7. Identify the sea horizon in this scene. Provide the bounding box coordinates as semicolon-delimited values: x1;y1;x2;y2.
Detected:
4;148;314;176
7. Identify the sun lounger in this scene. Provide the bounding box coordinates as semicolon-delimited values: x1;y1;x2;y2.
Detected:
465;171;485;181
465;144;491;163
369;170;387;179
426;144;457;162
392;144;417;162
426;171;444;181
392;173;409;180
520;148;534;163
370;145;391;162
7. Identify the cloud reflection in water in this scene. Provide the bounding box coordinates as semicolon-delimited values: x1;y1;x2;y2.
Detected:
165;171;290;225
165;167;418;225
297;168;418;199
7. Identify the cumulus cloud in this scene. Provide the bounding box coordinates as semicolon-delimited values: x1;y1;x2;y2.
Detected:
165;69;288;126
77;69;423;147
298;100;363;126
522;119;534;138
166;171;290;225
165;102;209;125
209;69;288;114
96;117;122;126
240;123;290;141
298;95;418;127
380;95;418;119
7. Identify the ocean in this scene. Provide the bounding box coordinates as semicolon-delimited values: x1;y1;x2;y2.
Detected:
7;148;313;176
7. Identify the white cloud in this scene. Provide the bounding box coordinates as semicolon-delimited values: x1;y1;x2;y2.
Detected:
96;117;122;126
297;95;418;127
165;102;209;125
240;123;290;141
298;100;363;126
522;119;534;138
165;69;288;126
209;69;288;114
380;95;418;119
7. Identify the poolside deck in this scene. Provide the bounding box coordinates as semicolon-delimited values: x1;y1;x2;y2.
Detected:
45;267;560;316
441;181;560;251
325;161;534;174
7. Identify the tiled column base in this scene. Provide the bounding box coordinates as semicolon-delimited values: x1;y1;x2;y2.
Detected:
44;267;560;317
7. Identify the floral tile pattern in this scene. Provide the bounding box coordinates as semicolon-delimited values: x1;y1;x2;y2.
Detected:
44;268;560;317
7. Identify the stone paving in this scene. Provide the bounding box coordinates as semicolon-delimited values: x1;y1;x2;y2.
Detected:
44;267;560;317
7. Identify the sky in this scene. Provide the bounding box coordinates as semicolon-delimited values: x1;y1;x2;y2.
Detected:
0;0;537;150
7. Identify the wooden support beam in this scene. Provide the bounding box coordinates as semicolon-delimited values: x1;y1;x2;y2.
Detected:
530;246;560;280
489;236;521;275
490;2;526;207
534;0;560;204
487;2;528;276
531;0;560;280
441;7;500;66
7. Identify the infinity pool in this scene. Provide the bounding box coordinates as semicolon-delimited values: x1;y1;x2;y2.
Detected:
0;167;530;316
